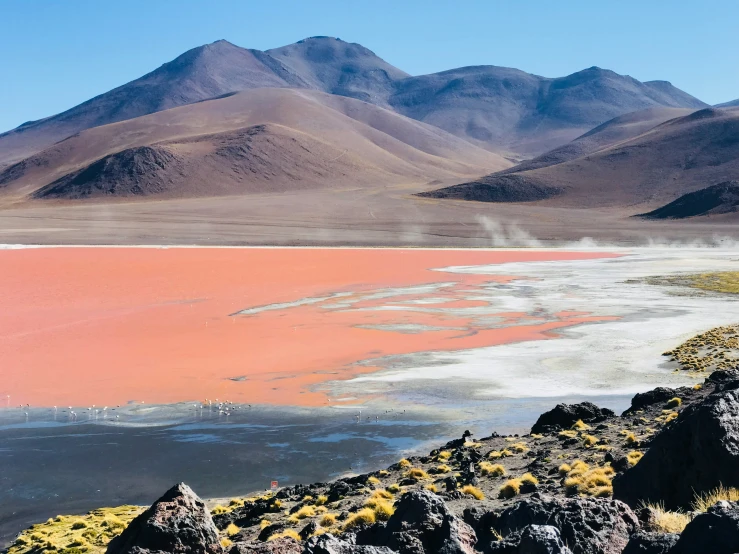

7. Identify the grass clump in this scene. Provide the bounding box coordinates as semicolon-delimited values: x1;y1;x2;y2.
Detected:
367;476;381;485
582;434;598;447
319;513;338;527
431;464;452;475
627;451;644;465
343;508;376;530
572;419;591;431
510;442;528;453
520;473;538;486
288;505;315;523
368;500;394;521
488;449;512;459
259;519;271;530
369;489;394;501
220;538;233;548
641;502;690;533
693;384;703;390
424;484;438;493
461;485;484;500
398;459;412;468
693;485;739;512
406;468;429;481
558;463;571;476
499;479;521;499
558;430;579;439
437;450;452;461
387;484;400;494
666;397;682;408
378;470;390;476
479;462;506;477
563;462;614;497
268;529;301;542
225;523;240;536
315;495;328;506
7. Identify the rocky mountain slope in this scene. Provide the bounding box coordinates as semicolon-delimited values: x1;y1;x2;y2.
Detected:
0;37;707;168
638;181;739;219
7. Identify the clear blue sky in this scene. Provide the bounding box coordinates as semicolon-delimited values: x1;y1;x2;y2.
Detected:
2;0;738;132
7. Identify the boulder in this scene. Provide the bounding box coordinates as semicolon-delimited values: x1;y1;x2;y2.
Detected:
303;533;397;554
356;490;476;554
531;403;614;434
494;495;638;554
228;538;301;554
106;483;222;554
613;385;739;510
621;531;678;554
517;525;572;554
671;501;739;554
625;388;678;414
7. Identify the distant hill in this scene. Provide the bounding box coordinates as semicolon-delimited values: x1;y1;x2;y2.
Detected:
638;181;739;219
0;37;708;168
0;88;509;201
716;99;739;108
390;66;706;155
497;107;696;174
423;107;739;210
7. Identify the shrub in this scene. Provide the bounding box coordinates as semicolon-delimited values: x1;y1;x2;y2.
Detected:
499;479;521;499
627;451;644;465
693;485;739;512
343;508;376;530
225;523;240;536
666;397;682;408
268;529;300;542
461;485;484;500
398;459;412;468
642;502;690;533
479;462;506;477
319;513;337;527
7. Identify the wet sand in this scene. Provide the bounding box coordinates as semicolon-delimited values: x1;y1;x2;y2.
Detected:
0;247;615;409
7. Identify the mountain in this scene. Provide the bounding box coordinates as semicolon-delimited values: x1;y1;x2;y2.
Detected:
423;107;739;211
0;88;509;201
388;66;707;155
497;107;696;174
0;40;311;167
265;36;408;105
717;98;739;108
638;181;739;219
0;38;708;168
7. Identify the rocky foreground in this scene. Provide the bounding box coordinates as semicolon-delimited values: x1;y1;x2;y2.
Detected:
11;369;739;554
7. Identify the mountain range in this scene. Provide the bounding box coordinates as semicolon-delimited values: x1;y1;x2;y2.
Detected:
1;35;737;222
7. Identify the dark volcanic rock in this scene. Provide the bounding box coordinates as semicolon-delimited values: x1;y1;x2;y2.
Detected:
106;483;222;554
613;382;739;510
214;498;281;529
518;525;573;554
494;494;638;554
228;537;301;554
624;388;677;414
638;181;739;219
416;176;563;204
304;533;397;554
621;531;678;554
531;402;615;434
357;490;476;554
671;501;739;554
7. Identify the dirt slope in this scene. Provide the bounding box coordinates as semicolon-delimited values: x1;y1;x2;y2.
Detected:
0;88;510;201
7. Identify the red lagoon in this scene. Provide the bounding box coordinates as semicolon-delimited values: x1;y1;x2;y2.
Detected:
0;248;618;407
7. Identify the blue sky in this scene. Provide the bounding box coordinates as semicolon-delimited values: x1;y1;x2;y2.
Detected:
1;0;737;132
